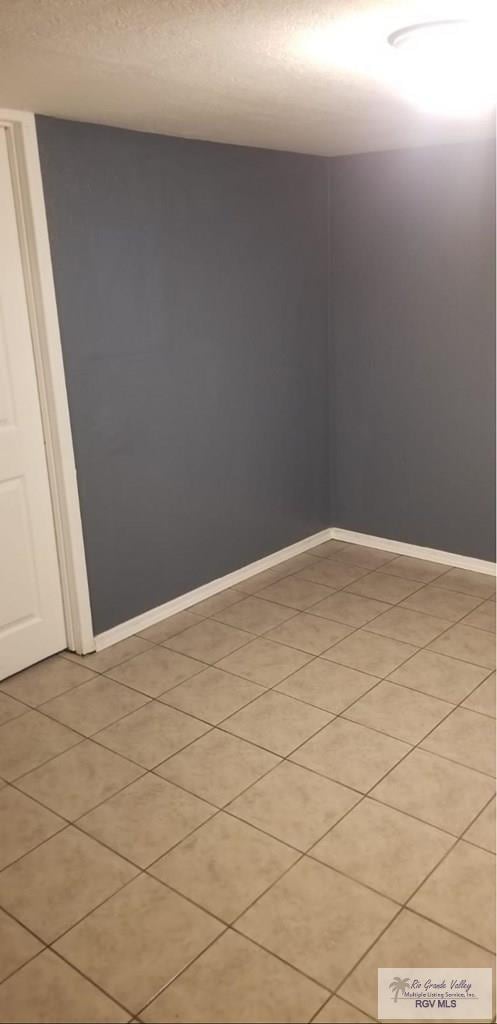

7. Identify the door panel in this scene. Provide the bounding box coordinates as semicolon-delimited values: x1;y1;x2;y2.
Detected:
0;127;65;679
0;478;39;629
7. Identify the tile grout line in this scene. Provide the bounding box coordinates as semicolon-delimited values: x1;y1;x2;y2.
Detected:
0;546;493;1018
201;576;494;674
0;813;492;997
308;991;375;1023
1;736;483;1019
160;552;490;637
2;843;337;1024
0;937;134;1020
327;825;496;1018
255;571;489;627
6;630;492;875
205;583;495;757
4;632;492;788
459;790;496;848
2;636;493;881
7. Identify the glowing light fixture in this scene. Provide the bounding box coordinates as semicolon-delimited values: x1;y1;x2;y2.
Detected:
388;19;496;117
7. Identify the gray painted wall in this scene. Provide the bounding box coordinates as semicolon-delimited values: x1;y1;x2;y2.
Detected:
329;139;496;561
36;116;329;633
36;118;496;635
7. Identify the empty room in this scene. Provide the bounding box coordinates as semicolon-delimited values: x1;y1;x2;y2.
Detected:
0;1;495;1022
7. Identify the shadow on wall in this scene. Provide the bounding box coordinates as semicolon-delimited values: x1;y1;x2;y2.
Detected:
329;138;496;562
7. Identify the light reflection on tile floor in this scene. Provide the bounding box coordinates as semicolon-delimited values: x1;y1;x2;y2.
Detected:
0;541;495;1022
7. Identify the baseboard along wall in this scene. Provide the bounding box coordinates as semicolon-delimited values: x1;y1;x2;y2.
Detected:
94;527;495;651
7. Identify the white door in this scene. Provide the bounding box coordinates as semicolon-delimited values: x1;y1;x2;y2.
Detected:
0;126;66;680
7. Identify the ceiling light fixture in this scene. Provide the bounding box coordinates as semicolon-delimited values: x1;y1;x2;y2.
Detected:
388;18;496;117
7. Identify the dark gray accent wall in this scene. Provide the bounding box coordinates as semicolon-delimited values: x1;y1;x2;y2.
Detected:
329;139;496;561
36;117;329;633
36;117;496;635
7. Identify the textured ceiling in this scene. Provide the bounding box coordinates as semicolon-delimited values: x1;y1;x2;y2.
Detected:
0;0;494;155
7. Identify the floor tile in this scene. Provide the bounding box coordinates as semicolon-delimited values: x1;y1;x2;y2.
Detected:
79;772;213;867
311;798;453;901
54;874;223;1014
343;680;451;744
237;857;397;989
106;645;204;697
156;729;280;806
0;786;65;869
0;693;26;726
0;711;81;781
297;560;367;589
1;656;95;707
189;588;245;617
16;740;144;820
388;649;489;703
165;618;251;662
400;584;482;622
462;673;495;716
314;996;374;1023
348;571;424;604
312;539;349;558
136;609;201;642
429;623;496;668
234;568;287;594
276;658;378;714
151;812;298;922
464;798;496;853
40;675;150;736
409;841;495;950
421;707;495;775
0;908;43;984
321;630;416;678
0;949;129;1023
63;636;152;673
227;760;359;850
96;700;209;769
437;567;496;599
371;748;496;834
161;666;263;724
213;595;296;633
383;556;449;583
141;930;327;1024
339;908;495;1020
0;826;137;942
310;591;389;627
273;552;323;575
291;718;410;792
366;606;450;646
462;599;496;632
255;576;333;611
216;637;311;687
222;690;331;756
331;544;397;570
266;612;352;655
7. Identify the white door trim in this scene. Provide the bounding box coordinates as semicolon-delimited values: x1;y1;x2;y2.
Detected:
0;109;94;655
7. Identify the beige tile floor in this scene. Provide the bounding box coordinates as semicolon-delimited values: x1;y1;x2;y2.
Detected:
0;540;495;1023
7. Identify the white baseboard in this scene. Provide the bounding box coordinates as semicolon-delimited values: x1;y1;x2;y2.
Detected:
330;528;496;576
94;528;333;650
94;525;495;651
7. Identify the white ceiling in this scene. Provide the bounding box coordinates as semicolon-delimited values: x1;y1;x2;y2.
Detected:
0;0;494;156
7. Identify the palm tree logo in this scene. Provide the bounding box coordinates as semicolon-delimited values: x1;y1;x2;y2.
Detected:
389;977;410;1002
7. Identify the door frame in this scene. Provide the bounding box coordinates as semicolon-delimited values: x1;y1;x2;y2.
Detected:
0;108;94;655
